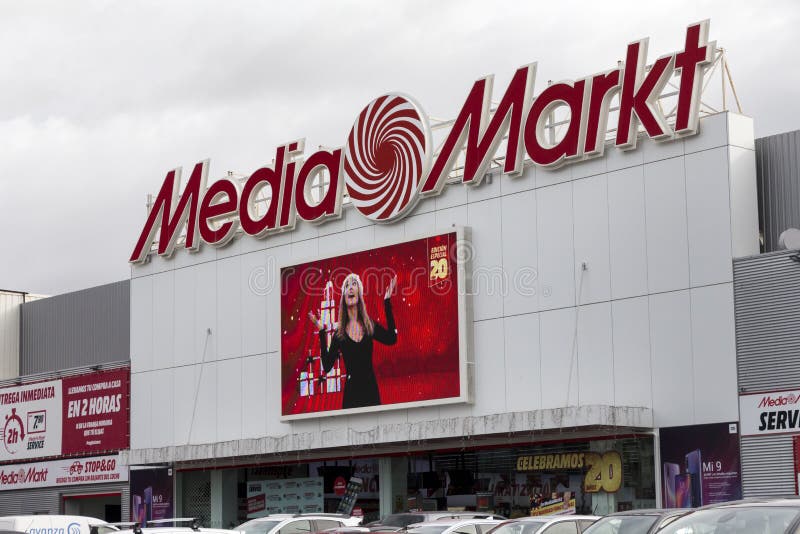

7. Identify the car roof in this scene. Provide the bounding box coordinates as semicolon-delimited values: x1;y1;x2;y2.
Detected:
408;520;500;527
696;497;800;510
607;509;689;517
117;529;237;534
499;516;600;524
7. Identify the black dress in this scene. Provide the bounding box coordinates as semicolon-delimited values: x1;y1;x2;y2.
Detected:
319;298;397;409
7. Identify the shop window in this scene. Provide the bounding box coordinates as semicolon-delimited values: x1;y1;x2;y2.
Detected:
542;522;578;534
279;520;311;534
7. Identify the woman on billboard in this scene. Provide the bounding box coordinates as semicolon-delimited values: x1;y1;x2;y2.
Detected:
308;273;397;409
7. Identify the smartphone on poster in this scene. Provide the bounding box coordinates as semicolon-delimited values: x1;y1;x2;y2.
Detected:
685;450;703;507
662;463;680;508
674;474;692;508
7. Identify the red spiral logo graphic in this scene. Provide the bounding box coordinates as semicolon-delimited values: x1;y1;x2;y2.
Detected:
344;93;431;222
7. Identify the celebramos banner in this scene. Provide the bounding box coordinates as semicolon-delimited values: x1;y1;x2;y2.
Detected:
280;230;468;419
0;454;126;491
660;422;742;508
0;369;129;462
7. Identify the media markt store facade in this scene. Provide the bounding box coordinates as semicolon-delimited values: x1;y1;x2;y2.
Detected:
126;20;755;526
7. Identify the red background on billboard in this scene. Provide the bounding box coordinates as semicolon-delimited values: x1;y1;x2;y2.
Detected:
61;368;130;455
281;232;461;416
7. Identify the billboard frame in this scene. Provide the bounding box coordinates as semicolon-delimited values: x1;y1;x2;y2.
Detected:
278;225;473;421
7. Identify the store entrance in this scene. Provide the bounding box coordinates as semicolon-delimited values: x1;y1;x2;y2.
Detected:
63;493;122;521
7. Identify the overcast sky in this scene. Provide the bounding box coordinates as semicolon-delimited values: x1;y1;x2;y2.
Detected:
1;0;798;296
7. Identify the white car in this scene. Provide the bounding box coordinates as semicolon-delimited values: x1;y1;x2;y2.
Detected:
114;518;237;534
236;514;362;534
486;516;600;534
405;518;502;534
0;515;117;534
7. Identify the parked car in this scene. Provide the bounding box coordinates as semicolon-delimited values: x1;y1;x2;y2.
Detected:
115;518;237;534
236;514;361;534
581;510;691;534
656;498;800;534
404;518;501;534
0;515;117;534
486;515;600;534
367;514;505;532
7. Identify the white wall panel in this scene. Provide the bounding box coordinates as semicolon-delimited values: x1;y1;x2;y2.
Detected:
467;171;502;203
435;205;469;232
266;244;290;355
241;251;268;357
606;143;645;172
642;138;684;164
173;364;199;445
728;113;755;151
266;353;293;436
149;368;174;448
152;271;175;370
504;313;542;412
217;256;242;359
729;146;760;258
535;163;572;189
472;318;506;416
500;165;535;196
241;354;268;439
576;302;613;406
607;167;648;299
345;225;375;251
644;157;690;294
435;182;468;211
684;112;727;154
611;297;652;408
469;198;504;321
191;361;218;445
649;290;694;427
501;191;538;316
130;277;153;373
403;211;436;238
573;175;611;305
173;266;196;367
536;184;575;311
374;217;406;246
571;154;607;180
217;357;243;441
691;284;738;424
195;262;218;362
130;372;151;450
539;307;578;409
685;147;733;286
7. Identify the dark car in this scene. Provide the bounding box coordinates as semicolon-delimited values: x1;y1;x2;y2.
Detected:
656;498;800;534
366;514;505;532
582;509;691;534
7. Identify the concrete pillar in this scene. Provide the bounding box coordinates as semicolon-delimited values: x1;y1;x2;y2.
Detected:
210;469;238;528
379;457;408;518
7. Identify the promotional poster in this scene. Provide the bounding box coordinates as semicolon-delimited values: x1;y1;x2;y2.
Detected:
246;477;324;517
131;467;174;526
280;230;466;418
660;422;742;508
0;368;129;462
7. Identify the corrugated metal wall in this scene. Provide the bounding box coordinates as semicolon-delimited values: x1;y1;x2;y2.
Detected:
734;249;800;496
20;280;130;374
0;482;129;517
756;130;800;252
0;291;25;380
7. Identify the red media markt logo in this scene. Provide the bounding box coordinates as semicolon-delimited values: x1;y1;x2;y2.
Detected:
3;408;25;455
344;93;432;223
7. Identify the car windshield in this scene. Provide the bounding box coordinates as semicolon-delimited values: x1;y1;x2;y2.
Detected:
657;507;800;534
235;520;282;534
406;527;450;534
487;521;547;534
582;515;658;534
379;516;426;528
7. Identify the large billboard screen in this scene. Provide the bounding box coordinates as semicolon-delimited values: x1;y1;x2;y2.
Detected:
280;229;469;419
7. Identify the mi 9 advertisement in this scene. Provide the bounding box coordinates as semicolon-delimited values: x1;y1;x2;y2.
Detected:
280;230;468;419
659;422;742;508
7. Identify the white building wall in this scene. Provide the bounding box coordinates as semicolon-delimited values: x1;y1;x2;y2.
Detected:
129;112;758;461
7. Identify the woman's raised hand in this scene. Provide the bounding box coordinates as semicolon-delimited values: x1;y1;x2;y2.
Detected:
308;311;323;331
384;274;397;300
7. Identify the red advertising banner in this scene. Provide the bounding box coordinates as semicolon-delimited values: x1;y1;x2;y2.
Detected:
793;435;800;495
0;368;129;463
280;230;468;419
62;369;130;455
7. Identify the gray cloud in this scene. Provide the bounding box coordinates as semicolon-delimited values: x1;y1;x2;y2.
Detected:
1;0;798;295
